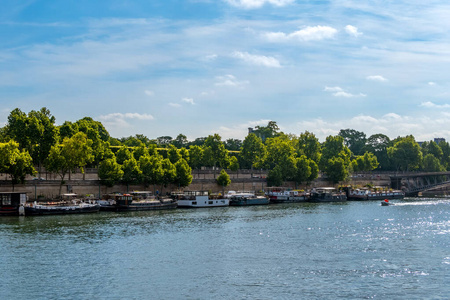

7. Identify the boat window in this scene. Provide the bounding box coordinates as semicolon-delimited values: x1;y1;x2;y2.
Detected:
1;194;11;205
192;202;197;205
209;201;213;204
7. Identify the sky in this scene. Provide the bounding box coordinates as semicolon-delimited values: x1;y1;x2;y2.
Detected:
1;0;450;142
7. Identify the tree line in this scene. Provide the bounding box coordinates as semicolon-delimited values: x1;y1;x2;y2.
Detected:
1;108;448;190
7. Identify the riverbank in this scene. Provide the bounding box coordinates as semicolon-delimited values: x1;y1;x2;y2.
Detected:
0;170;394;200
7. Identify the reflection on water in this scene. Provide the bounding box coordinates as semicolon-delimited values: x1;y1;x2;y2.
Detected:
1;198;449;299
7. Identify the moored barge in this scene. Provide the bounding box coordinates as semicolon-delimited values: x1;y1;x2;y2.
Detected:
229;193;270;206
173;191;229;208
0;192;27;216
309;187;347;202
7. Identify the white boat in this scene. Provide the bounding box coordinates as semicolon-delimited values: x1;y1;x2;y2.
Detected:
344;187;405;201
99;192;177;211
173;191;229;208
265;188;307;203
24;193;100;215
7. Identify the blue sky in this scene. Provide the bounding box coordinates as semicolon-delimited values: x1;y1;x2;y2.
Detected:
1;0;450;142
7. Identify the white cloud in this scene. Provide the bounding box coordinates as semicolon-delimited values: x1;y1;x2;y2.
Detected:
291;113;434;142
345;25;362;37
144;90;154;96
420;101;450;109
324;86;366;98
182;97;195;105
203;54;218;61
200;90;215;97
428;82;436;86
225;0;294;9
214;119;272;139
383;113;403;120
333;91;366;98
231;51;281;68
265;26;338;42
366;75;388;82
324;86;343;92
97;112;154;131
98;112;154;121
169;103;182;108
215;74;249;87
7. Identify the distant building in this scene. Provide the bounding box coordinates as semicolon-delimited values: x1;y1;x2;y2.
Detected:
248;127;266;141
418;138;446;147
434;138;445;144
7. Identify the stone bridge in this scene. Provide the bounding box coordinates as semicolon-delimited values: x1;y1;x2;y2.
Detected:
390;171;450;196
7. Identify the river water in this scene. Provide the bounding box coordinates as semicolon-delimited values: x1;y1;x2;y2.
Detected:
1;198;449;299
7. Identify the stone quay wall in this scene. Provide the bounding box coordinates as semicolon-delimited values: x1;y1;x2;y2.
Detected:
0;169;392;200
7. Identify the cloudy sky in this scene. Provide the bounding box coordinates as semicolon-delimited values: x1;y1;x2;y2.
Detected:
1;0;450;142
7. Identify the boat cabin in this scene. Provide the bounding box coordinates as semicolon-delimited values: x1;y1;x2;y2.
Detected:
130;191;155;200
0;192;27;216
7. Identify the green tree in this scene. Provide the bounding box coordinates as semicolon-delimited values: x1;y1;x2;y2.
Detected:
365;133;391;170
59;121;79;140
174;158;193;188
351;152;379;172
157;136;173;147
320;135;352;182
122;157;142;187
216;169;231;195
65;132;94;176
326;157;348;183
28;108;59;168
188;145;203;170
116;146;133;165
5;108;30;151
0;126;7;142
297;131;321;163
190;137;206;147
45;132;94;194
0;141;36;190
422;154;445;172
267;165;283;187
75;117;109;142
167;144;182;164
6;108;59;172
139;154;164;189
204;134;229;172
75;117;110;165
308;160;319;183
179;147;190;163
252;121;280;142
172;134;188;148
387;136;422;171
265;134;296;181
240;133;266;171
224;138;242;151
160;158;177;192
421;141;443;161
98;157;124;187
438;141;450;170
229;156;240;172
338;128;366;156
132;142;149;160
293;155;311;186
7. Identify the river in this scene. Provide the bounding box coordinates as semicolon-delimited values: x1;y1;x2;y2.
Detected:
1;198;449;299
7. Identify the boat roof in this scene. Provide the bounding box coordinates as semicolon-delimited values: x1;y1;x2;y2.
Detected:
130;191;153;194
315;187;336;191
0;191;27;194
